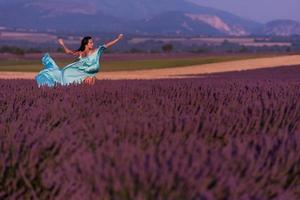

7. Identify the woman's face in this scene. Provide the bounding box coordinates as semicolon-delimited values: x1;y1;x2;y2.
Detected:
86;39;94;50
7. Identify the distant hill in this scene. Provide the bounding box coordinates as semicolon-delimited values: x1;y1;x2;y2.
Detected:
0;0;262;36
133;11;250;36
261;20;300;36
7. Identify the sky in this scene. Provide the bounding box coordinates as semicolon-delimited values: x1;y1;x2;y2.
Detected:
190;0;300;23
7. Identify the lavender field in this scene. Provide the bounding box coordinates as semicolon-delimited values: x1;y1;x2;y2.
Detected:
1;66;300;200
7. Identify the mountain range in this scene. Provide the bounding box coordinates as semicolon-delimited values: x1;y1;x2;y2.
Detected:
261;20;300;36
0;0;299;36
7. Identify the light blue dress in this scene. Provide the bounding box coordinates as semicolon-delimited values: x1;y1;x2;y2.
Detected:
35;45;107;87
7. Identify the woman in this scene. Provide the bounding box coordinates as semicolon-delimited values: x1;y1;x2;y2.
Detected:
35;34;124;87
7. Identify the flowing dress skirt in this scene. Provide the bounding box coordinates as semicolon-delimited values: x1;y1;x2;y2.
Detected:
35;45;106;87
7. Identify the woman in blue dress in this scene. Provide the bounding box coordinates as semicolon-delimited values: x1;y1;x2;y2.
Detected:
35;34;124;87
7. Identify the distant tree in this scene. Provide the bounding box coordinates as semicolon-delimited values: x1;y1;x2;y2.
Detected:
130;48;143;53
56;47;64;53
150;49;159;54
27;48;42;53
0;46;25;55
221;39;231;46
196;47;210;53
239;46;248;53
162;43;173;53
13;47;25;55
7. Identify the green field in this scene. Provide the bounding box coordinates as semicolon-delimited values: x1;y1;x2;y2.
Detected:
0;54;277;72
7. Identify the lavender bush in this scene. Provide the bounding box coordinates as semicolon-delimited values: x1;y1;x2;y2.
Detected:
1;66;300;200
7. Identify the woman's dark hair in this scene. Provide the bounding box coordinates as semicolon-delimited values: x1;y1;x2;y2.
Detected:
78;36;92;52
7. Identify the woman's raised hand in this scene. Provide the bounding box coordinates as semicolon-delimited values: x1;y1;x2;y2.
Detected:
117;34;124;40
58;39;65;46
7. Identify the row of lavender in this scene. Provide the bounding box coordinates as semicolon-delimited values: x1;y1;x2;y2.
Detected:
1;66;300;199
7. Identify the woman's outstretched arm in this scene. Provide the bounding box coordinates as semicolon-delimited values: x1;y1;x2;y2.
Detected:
104;34;124;48
58;39;80;56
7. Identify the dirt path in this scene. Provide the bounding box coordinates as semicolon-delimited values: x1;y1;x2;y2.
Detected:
1;55;300;80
